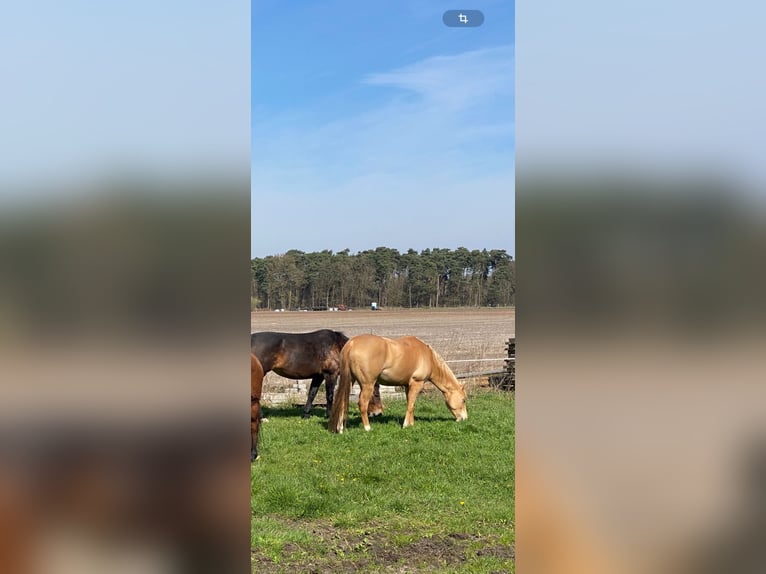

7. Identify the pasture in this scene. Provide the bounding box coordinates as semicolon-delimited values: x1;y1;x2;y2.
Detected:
251;308;515;573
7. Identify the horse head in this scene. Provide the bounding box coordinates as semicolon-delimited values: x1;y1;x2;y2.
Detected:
430;348;467;421
445;384;468;421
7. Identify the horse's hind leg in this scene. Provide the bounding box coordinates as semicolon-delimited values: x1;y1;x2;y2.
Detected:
251;399;260;461
303;375;323;418
324;373;337;418
358;382;375;431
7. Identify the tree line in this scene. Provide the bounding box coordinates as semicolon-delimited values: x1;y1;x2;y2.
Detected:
251;247;515;310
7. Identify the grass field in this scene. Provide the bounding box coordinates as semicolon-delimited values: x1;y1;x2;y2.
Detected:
252;389;515;573
252;308;515;572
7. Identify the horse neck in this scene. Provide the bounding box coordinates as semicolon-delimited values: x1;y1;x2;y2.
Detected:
429;350;460;395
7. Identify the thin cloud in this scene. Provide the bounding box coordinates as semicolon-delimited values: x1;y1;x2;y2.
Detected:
362;45;514;109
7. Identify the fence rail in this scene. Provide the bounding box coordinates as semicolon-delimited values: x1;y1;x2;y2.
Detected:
455;369;506;380
446;358;507;364
449;338;515;387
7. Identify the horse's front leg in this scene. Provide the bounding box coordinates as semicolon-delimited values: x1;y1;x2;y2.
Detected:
324;373;336;418
358;382;375;431
303;375;323;418
403;380;424;428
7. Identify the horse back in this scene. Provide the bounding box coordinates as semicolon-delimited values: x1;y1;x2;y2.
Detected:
345;334;431;385
251;329;347;376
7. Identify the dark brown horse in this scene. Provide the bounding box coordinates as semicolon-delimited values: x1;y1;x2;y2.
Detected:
329;335;467;433
251;353;264;461
250;329;383;419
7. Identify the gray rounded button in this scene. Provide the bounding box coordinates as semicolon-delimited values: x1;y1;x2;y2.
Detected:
443;10;484;27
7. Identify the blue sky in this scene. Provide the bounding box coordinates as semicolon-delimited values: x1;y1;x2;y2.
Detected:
251;1;515;257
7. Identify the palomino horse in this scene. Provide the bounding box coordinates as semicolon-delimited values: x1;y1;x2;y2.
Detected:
251;353;264;461
251;329;383;419
328;335;467;433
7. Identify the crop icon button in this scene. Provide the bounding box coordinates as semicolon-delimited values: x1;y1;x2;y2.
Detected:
443;10;484;27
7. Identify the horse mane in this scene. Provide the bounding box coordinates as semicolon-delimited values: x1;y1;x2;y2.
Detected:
334;331;349;346
426;343;458;386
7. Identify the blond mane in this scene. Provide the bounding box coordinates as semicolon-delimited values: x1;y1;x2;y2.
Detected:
426;343;459;386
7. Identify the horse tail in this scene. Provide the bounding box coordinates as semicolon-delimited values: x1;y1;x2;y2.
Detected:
328;343;352;433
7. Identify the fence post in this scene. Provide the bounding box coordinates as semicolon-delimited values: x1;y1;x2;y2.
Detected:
489;337;515;391
505;337;515;391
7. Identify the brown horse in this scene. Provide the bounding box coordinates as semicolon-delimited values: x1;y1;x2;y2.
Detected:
328;335;467;433
251;353;264;461
251;329;383;418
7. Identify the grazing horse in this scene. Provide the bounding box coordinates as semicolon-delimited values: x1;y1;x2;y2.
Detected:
328;335;467;433
251;353;264;461
251;329;383;419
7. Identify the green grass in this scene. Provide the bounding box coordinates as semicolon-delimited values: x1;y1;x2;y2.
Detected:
252;389;514;573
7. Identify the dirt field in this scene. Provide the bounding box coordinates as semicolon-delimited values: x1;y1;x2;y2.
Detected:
251;307;515;404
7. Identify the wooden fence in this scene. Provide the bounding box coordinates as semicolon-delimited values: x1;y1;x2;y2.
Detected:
488;337;515;391
264;337;516;404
